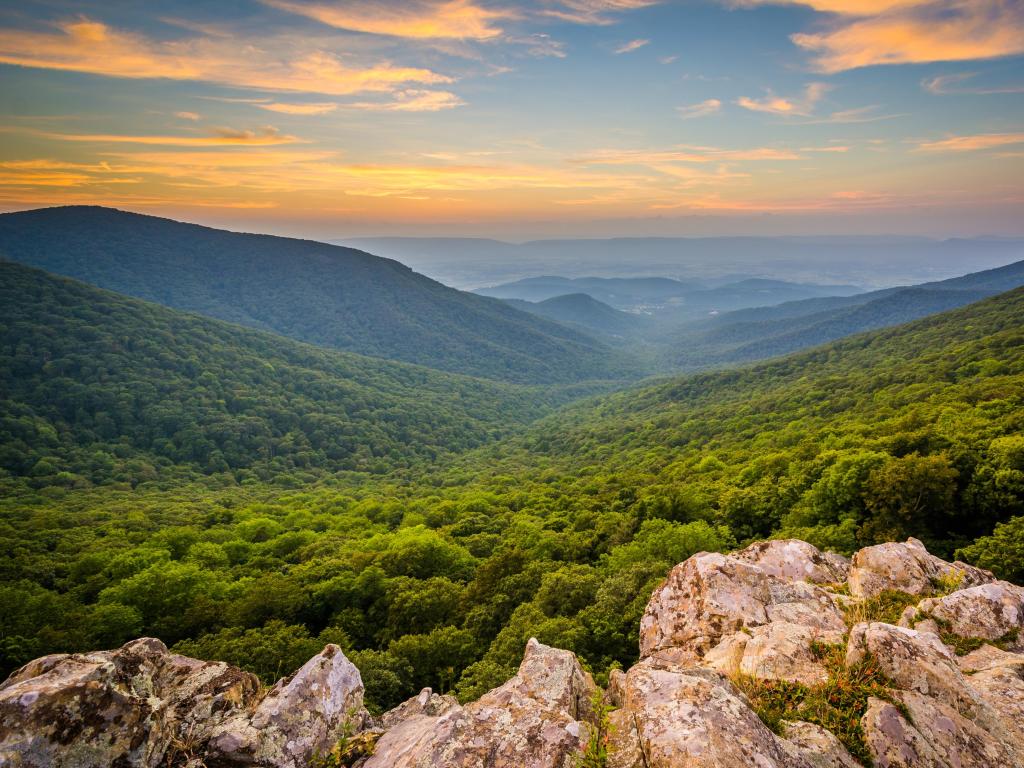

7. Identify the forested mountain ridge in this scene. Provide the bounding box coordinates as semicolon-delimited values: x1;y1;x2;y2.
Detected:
0;206;637;384
664;257;1024;369
0;261;584;487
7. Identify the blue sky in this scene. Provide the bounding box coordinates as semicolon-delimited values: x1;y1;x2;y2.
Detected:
0;0;1022;238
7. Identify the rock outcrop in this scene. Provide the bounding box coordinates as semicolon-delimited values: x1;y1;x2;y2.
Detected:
5;537;1024;768
0;639;365;768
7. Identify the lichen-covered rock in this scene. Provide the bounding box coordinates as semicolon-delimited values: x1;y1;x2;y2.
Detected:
606;658;813;768
860;696;945;768
781;721;860;768
362;638;595;768
639;551;845;663
969;664;1024;753
958;643;1024;673
848;537;993;599
0;638;259;768
917;581;1024;650
205;643;366;768
887;689;1014;768
379;687;459;730
734;539;850;585
846;622;979;714
704;622;844;686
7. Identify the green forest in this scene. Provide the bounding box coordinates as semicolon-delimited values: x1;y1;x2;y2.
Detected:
3;255;1023;715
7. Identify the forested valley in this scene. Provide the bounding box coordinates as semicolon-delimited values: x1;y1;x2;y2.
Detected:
3;245;1023;715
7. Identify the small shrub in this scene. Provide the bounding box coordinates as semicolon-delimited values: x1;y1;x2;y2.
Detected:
843;590;919;628
575;689;614;768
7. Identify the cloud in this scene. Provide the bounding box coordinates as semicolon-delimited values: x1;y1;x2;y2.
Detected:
614;38;650;54
922;72;1024;94
262;0;510;40
257;102;338;115
0;18;454;96
540;0;660;25
789;0;1024;73
508;33;567;58
737;82;829;116
175;111;201;121
574;144;802;165
36;126;303;146
915;132;1024;152
344;89;465;111
659;55;678;64
676;98;722;119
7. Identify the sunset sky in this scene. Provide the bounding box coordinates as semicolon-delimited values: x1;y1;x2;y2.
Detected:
1;0;1022;239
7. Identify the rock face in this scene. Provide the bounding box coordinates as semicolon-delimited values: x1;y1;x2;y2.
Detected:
847;537;993;598
362;638;595;768
6;537;1024;768
0;639;365;768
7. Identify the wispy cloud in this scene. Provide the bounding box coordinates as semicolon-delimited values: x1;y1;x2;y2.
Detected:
915;132;1024;153
262;0;510;40
175;111;201;121
257;102;338;115
343;89;465;112
676;98;721;119
614;38;650;54
0;18;454;96
540;0;660;25
34;126;303;147
922;71;1024;95
737;82;829;116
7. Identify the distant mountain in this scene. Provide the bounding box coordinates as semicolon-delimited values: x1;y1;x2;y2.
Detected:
665;258;1024;369
339;235;1024;290
0;207;637;385
0;261;579;485
504;293;647;337
477;276;701;306
476;275;861;317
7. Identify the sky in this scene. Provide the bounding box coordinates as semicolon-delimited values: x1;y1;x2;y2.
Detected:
0;0;1022;240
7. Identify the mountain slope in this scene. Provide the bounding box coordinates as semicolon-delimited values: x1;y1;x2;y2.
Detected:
665;258;1024;369
504;293;646;337
0;261;570;486
0;207;636;384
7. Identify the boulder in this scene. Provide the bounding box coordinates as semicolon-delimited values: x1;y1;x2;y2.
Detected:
639;551;845;663
379;687;459;730
860;696;945;768
886;689;1014;768
733;539;850;585
704;623;844;686
916;581;1024;650
781;721;860;768
0;638;258;768
206;643;366;768
606;658;813;768
848;538;992;599
362;638;595;768
846;622;979;714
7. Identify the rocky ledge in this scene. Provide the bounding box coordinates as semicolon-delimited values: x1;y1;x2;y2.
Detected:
3;537;1024;767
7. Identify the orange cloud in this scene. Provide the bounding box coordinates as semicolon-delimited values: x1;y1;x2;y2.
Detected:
264;0;510;39
791;0;1024;72
0;18;453;96
35;126;302;147
257;102;338;115
344;90;465;112
915;132;1024;152
737;82;829;116
541;0;660;25
676;99;722;119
